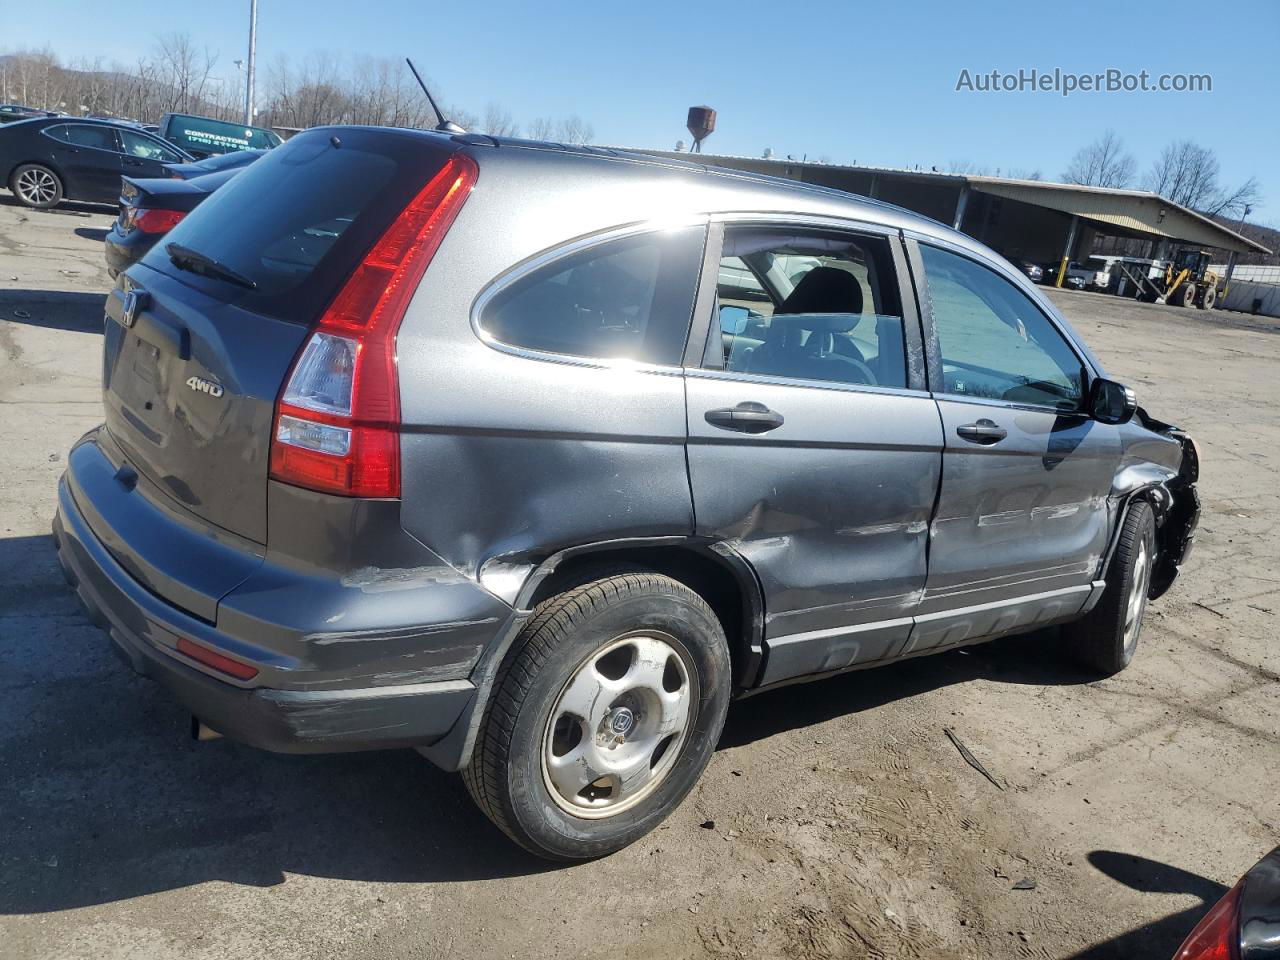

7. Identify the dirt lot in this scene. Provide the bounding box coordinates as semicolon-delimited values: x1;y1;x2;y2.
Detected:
1;195;1277;960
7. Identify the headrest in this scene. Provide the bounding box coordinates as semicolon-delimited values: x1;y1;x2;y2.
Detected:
776;266;864;316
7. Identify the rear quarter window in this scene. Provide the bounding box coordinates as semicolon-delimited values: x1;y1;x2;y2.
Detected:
137;128;458;324
478;228;705;366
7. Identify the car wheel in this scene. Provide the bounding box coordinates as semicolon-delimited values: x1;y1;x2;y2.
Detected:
1063;500;1156;676
463;572;731;861
10;163;63;208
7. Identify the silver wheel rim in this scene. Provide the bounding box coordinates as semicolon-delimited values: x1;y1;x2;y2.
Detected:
16;168;56;205
1123;539;1151;647
541;632;695;819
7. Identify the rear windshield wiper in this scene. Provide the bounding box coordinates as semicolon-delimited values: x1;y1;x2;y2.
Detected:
166;242;258;291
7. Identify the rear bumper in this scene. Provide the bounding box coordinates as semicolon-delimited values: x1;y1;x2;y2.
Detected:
103;225;153;279
53;471;480;754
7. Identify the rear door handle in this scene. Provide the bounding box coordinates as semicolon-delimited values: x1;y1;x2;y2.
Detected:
705;402;785;434
956;418;1007;444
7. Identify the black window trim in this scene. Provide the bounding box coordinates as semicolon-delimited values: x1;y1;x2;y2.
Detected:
904;232;1099;415
469;217;709;375
685;213;929;395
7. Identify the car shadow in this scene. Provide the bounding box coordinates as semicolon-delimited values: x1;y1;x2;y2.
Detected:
74;226;109;242
0;288;106;333
0;193;115;216
720;628;1093;749
0;526;1106;914
1060;851;1230;958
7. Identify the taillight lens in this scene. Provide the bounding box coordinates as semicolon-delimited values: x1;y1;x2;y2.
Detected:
176;637;259;681
269;153;478;498
134;208;186;233
1174;881;1243;960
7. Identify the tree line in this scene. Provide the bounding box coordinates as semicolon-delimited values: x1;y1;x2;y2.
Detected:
1062;129;1259;220
0;40;595;143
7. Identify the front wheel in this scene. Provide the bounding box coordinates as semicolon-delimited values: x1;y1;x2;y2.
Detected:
1063;500;1156;676
463;573;731;860
10;163;63;208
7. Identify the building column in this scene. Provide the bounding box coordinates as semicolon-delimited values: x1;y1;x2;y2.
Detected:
952;185;970;231
1055;215;1080;288
1221;250;1239;308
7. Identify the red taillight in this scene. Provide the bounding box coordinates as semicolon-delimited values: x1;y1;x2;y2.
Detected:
176;637;259;681
269;154;477;498
134;208;186;234
1174;881;1243;960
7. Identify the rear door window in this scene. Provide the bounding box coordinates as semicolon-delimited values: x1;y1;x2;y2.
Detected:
51;123;119;151
138;127;458;324
710;227;910;389
479;228;705;366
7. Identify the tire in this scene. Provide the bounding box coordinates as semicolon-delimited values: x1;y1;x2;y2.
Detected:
1063;500;1156;676
463;573;731;861
10;163;63;208
1200;285;1216;310
1178;283;1197;308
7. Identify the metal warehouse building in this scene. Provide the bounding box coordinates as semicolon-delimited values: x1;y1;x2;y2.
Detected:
640;151;1271;287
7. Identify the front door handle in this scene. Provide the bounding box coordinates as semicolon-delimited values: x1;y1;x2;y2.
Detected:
705;402;785;434
956;418;1008;445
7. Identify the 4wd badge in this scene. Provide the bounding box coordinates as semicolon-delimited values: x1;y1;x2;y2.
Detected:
186;376;224;398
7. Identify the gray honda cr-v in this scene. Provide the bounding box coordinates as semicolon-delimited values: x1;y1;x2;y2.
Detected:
53;126;1200;860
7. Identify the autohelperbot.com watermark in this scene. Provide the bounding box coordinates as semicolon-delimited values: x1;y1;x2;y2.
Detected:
955;68;1212;96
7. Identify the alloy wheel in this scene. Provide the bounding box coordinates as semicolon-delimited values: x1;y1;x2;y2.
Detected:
15;168;57;205
541;632;695;819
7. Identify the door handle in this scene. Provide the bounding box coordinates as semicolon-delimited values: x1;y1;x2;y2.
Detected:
956;418;1008;445
705;402;785;434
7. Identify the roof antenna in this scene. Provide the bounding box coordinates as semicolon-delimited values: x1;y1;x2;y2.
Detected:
405;57;466;134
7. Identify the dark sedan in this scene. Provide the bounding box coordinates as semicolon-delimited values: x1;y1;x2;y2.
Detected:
1;103;58;123
1173;846;1279;959
0;116;191;208
162;148;264;181
104;168;240;278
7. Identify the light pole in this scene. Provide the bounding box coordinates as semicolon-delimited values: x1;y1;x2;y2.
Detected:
244;0;258;126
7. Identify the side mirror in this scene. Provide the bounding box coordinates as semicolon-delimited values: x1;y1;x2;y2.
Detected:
719;304;749;336
1090;378;1137;425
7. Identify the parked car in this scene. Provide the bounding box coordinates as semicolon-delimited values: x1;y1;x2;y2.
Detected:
0;116;192;208
1172;846;1279;959
104;168;241;278
53;127;1200;861
0;103;57;124
162;148;264;181
1016;259;1044;282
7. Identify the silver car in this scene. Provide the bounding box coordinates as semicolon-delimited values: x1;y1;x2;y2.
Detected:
54;126;1200;860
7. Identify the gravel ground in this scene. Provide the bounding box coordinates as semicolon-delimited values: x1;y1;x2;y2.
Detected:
1;195;1277;960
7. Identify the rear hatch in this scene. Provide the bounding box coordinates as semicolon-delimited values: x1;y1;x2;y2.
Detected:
102;126;461;547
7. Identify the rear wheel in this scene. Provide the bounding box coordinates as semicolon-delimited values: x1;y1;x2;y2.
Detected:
10;163;63;208
1063;500;1156;676
463;573;731;860
1177;283;1197;308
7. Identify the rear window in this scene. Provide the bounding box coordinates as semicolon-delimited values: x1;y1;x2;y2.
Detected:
139;128;457;323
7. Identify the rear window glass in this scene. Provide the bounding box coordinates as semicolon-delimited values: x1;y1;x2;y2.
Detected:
479;228;705;366
139;128;455;323
51;124;117;151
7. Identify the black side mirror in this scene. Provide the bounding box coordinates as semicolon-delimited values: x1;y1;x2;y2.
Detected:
1090;378;1137;424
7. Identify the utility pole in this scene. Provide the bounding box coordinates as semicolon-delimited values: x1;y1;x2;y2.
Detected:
244;0;258;126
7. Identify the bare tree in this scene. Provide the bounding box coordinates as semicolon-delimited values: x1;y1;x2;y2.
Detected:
1144;139;1261;217
555;114;594;145
481;103;519;137
152;32;217;115
527;116;555;140
1062;130;1136;188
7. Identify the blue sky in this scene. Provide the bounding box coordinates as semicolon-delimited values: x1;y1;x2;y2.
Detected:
7;0;1278;224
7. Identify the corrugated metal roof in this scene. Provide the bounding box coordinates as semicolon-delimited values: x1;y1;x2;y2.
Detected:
628;150;1269;255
